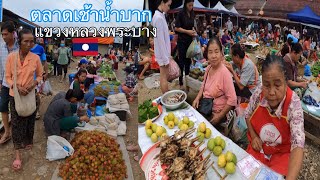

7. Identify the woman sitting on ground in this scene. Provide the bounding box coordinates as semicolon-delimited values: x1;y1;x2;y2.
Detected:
44;89;90;136
245;54;304;178
121;66;137;102
192;37;237;125
70;69;95;105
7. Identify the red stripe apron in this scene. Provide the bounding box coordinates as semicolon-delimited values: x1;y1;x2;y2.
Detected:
247;87;293;175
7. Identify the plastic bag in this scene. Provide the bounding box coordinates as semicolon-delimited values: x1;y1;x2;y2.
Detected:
186;39;201;59
41;81;52;95
46;135;74;161
167;58;181;82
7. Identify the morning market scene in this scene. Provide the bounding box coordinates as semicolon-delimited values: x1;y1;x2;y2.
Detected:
0;0;319;179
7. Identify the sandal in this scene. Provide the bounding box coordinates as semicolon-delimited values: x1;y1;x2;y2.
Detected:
0;134;11;145
126;144;139;152
12;159;22;171
25;144;33;150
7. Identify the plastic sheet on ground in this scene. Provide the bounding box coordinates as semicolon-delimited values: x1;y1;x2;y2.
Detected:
143;73;160;89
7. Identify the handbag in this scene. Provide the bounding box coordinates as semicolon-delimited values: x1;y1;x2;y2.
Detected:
167;57;181;82
197;66;213;116
197;66;224;116
13;52;36;117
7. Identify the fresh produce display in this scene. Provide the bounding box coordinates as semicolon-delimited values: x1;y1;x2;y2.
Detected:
311;62;320;77
177;116;195;130
138;99;159;123
189;68;205;82
93;82;120;97
58;131;127;180
163;112;179;129
310;76;320;89
207;136;226;156
217;151;237;174
163;92;186;105
303;95;319;107
196;122;212;142
155;128;213;179
225;55;232;62
145;120;167;143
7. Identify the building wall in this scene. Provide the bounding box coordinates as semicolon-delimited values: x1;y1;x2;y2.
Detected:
235;0;320;19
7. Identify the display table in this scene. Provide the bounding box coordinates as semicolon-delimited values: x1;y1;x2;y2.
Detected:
241;42;260;52
138;98;283;179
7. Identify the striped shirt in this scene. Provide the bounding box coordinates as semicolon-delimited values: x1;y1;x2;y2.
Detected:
0;39;19;87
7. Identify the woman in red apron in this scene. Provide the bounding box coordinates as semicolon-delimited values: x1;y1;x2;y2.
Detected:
245;55;304;179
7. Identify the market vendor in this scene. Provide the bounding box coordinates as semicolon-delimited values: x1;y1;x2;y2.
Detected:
192;37;237;125
283;43;308;90
245;54;304;178
44;89;90;137
225;43;259;99
121;66;137;102
70;69;95;105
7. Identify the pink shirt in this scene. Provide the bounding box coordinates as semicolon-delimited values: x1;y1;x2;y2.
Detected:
201;64;237;112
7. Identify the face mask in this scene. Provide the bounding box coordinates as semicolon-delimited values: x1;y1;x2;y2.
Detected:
60;44;65;47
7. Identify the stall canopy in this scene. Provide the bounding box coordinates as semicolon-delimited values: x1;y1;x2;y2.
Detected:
287;5;320;26
212;1;231;14
168;0;215;13
229;6;244;17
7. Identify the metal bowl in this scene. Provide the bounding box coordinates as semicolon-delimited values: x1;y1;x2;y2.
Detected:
161;90;187;111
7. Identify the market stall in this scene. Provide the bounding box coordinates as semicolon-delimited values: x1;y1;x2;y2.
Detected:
138;96;283;179
48;61;132;179
301;75;320;145
241;42;260;52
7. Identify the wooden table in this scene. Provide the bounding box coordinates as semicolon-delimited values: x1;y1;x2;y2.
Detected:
303;110;320;145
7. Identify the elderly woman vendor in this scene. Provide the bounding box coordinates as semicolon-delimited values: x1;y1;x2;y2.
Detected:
244;55;304;179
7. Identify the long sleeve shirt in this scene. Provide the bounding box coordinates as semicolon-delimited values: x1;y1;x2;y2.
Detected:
5;52;43;96
152;10;171;66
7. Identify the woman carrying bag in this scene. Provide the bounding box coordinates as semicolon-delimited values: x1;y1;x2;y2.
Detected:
5;29;43;170
175;0;197;89
192;37;237;125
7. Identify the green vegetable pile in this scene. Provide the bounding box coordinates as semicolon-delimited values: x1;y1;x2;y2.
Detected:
311;62;320;77
138;99;159;123
93;82;120;97
225;55;232;62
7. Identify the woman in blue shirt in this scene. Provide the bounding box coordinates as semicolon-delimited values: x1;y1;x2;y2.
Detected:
199;30;209;52
235;27;244;44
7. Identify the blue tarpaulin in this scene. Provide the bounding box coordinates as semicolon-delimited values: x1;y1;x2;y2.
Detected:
287;6;320;26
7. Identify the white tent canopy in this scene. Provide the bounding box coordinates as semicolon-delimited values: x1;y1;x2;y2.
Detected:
230;7;241;16
3;0;145;28
212;1;230;14
177;0;207;9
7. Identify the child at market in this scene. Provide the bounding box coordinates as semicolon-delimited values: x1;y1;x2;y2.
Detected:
122;66;137;102
70;69;95;105
44;89;90;137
